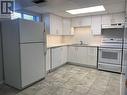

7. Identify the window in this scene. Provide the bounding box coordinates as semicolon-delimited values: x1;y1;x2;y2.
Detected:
11;12;21;19
34;16;40;22
11;12;41;22
23;14;34;21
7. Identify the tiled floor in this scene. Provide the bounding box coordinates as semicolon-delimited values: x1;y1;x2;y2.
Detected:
0;64;121;95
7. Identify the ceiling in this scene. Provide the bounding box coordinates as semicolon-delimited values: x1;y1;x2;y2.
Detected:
17;0;126;17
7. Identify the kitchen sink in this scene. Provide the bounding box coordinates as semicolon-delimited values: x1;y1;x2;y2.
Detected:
72;44;88;47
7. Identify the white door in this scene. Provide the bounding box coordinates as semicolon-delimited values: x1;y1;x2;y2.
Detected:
20;43;45;87
57;16;63;35
81;16;91;26
52;47;62;69
91;15;102;35
87;47;97;67
102;15;111;25
76;47;87;64
62;18;71;35
111;13;125;24
61;46;67;64
50;14;57;35
71;17;82;27
19;19;44;43
46;49;51;72
68;46;77;63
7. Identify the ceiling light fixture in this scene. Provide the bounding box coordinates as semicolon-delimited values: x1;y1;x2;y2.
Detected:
66;5;105;15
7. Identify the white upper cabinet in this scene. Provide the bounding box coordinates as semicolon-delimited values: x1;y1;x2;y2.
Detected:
56;16;63;35
111;13;125;24
62;18;73;35
102;13;125;25
44;14;62;35
102;15;111;25
71;16;91;27
91;15;102;35
81;16;91;26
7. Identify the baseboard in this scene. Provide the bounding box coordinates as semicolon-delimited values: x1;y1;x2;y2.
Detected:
67;62;97;69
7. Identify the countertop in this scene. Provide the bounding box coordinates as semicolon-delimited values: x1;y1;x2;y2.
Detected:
47;43;100;48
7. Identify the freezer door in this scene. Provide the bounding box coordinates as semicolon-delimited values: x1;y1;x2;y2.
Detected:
19;19;44;43
20;43;45;88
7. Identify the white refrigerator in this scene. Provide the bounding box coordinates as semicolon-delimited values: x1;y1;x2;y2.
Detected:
1;19;46;89
121;22;127;95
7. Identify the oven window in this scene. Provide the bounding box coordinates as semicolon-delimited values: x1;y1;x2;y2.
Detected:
102;52;118;59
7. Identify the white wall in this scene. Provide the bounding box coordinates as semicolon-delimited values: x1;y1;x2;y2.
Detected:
62;27;102;45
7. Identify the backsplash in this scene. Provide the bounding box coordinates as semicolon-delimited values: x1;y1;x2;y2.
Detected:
47;35;63;45
62;27;102;45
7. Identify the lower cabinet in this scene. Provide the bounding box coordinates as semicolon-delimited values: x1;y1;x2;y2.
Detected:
68;46;78;63
87;47;98;66
46;45;98;72
51;46;67;69
46;48;51;72
68;46;97;67
52;47;63;69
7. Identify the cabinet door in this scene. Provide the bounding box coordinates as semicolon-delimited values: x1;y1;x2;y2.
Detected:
19;19;44;43
20;43;45;87
81;16;91;26
111;13;125;24
71;17;91;27
62;18;71;35
87;47;97;67
61;46;67;64
71;17;82;27
50;14;63;35
50;14;57;35
46;49;51;72
102;15;111;25
52;47;62;69
67;46;77;62
91;15;102;35
76;47;88;64
57;16;63;35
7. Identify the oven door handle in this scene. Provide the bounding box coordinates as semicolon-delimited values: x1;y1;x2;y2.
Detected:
99;48;122;51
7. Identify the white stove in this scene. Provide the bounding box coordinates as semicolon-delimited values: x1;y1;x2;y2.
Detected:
98;38;123;73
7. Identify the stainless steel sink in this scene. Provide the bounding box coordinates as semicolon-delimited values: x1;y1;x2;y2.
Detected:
72;44;88;47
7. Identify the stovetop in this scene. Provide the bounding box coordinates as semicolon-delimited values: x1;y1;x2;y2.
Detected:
100;38;123;49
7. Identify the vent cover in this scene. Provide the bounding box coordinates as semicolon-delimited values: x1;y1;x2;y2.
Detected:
33;0;47;4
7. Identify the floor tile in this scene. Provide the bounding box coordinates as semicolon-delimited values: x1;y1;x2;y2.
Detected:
0;64;121;95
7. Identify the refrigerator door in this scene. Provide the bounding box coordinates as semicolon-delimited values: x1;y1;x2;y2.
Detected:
19;19;45;43
20;43;45;88
121;22;127;95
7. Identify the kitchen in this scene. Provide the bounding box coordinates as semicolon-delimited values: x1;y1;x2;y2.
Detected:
0;0;127;95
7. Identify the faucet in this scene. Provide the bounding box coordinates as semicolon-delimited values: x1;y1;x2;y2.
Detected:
80;41;83;45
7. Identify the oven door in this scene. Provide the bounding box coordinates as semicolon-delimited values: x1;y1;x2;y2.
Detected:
99;48;122;65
